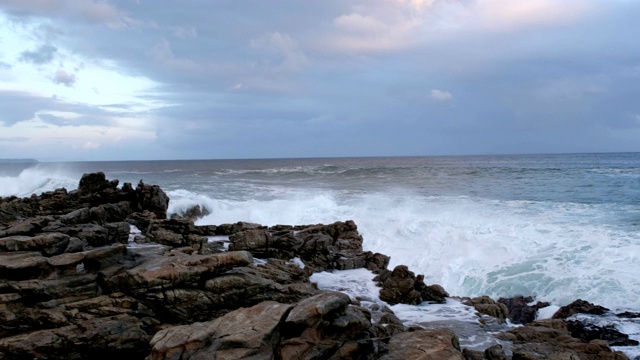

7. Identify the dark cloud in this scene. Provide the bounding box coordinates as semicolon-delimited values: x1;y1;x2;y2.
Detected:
19;44;57;64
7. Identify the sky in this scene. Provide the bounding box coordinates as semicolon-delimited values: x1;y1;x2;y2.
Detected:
1;0;639;161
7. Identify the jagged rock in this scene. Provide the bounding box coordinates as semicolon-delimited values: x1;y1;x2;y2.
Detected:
78;172;112;194
498;296;550;325
496;319;629;360
135;180;169;219
277;291;377;359
363;251;390;273
148;301;292;360
376;265;449;305
216;221;265;235
464;296;509;323
566;319;639;346
552;299;610;319
380;329;465;360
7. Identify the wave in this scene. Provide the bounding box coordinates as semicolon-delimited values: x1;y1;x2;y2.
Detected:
168;187;640;310
0;166;79;198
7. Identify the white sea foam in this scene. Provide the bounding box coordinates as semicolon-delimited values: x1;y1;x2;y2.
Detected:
0;166;78;197
167;187;640;310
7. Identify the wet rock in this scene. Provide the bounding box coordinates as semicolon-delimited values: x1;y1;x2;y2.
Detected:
498;296;550;325
496;319;629;360
566;319;640;346
553;299;610;319
464;296;509;323
376;265;448;305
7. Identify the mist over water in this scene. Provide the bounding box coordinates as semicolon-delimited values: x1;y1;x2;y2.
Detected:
1;153;639;310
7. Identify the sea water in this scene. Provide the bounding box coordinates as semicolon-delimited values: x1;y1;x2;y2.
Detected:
3;153;640;355
1;153;639;310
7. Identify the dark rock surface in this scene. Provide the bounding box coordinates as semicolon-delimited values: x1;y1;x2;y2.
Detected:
375;265;448;305
553;299;610;319
498;296;550;325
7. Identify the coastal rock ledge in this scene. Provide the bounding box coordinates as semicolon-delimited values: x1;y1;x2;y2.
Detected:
0;172;631;359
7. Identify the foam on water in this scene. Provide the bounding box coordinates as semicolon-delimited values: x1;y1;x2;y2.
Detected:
0;166;78;197
169;187;640;310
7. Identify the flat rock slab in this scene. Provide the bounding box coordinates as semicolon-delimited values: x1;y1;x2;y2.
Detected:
380;329;465;360
148;301;293;360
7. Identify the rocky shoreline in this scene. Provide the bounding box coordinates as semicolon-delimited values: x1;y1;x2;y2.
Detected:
0;172;636;359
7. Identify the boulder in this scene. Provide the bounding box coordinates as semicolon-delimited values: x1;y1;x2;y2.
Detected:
147;301;292;360
376;265;448;305
498;296;549;325
380;329;465;360
135;180;169;219
552;299;609;319
464;296;509;323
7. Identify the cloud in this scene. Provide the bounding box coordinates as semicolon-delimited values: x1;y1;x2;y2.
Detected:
0;137;29;143
250;32;307;72
1;0;130;28
53;69;76;86
19;44;57;64
79;141;101;149
431;89;453;101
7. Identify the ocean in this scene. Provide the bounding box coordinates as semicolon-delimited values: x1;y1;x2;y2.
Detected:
1;153;639;311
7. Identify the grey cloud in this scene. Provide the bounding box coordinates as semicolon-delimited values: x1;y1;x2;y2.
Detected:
0;90;122;127
19;44;57;64
53;69;76;86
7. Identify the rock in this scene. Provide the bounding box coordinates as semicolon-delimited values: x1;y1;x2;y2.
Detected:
496;319;629;360
284;291;352;329
380;329;465;360
0;252;52;280
78;172;112;194
498;296;550;325
101;250;253;293
135;180;169;219
0;232;72;256
148;301;292;360
229;229;272;253
216;221;265;235
376;265;448;305
0;314;152;359
464;296;509;323
552;299;610;319
566;319;640;346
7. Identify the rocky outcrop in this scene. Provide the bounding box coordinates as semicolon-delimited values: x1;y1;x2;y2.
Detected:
375;265;448;305
496;319;628;360
498;296;550;325
552;299;610;319
463;296;509;324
